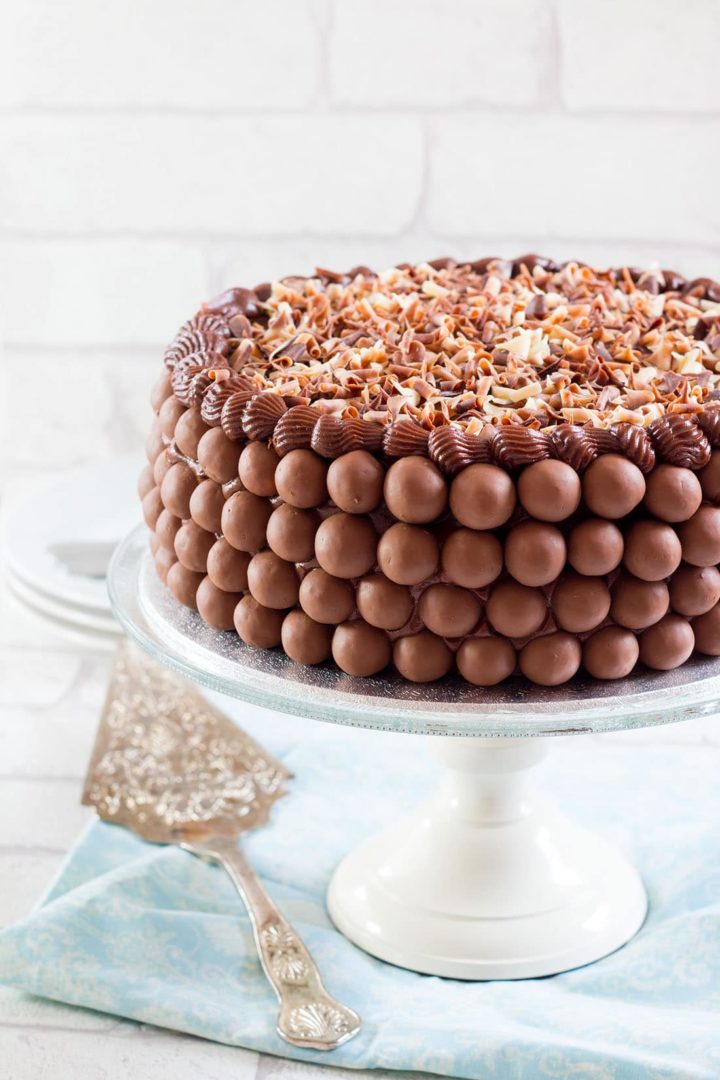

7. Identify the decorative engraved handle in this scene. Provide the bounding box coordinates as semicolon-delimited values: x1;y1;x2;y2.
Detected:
184;838;361;1051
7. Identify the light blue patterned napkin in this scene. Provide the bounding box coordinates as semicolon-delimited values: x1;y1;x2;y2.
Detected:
1;707;719;1080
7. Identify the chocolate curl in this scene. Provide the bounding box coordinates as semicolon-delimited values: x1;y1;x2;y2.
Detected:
427;426;492;476
242;393;288;441
491;426;552;469
383;421;430;459
272;405;319;456
311;415;384;459
649;414;711;469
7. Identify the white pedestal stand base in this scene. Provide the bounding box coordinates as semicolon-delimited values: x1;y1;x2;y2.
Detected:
327;737;647;980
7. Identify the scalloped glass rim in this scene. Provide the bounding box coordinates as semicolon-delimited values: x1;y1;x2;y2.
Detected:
109;526;720;738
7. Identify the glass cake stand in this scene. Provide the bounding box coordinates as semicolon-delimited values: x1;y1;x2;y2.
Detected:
109;525;720;980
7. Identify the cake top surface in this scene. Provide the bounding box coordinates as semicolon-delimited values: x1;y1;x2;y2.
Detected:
182;257;720;434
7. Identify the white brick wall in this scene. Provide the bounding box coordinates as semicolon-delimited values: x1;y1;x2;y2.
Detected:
1;0;720;486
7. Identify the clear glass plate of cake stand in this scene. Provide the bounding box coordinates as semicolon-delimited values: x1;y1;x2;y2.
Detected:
108;524;720;981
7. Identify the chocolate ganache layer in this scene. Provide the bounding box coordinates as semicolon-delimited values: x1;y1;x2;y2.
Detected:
141;256;720;687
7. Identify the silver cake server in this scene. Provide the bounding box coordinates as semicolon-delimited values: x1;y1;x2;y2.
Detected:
82;640;361;1051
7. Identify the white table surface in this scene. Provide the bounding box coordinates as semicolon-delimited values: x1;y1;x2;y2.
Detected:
2;563;719;1080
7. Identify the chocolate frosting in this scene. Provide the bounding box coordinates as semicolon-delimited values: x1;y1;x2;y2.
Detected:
383;421;430;459
311;414;384;458
551;425;598;472
648;414;711;469
272;405;319;456
428;426;492;475
613;423;656;474
697;408;720;446
220;390;253;441
200;372;254;428
491;426;551;469
242;393;288;440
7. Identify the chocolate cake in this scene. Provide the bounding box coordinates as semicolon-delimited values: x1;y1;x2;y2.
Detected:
139;256;720;686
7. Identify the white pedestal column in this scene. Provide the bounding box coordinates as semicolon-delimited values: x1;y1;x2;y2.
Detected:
327;736;647;980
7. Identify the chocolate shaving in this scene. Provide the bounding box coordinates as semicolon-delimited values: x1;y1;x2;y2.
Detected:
648;414;711;469
272;405;319;456
242;393;288;441
311;415;384;459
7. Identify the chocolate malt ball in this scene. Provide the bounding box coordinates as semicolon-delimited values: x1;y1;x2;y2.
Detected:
174;520;214;573
234;595;284;648
384;457;447;524
174;408;209;458
441;528;503;589
266;504;319;563
504;522;566;587
150;368;172;413
196;576;242;631
691;603;720;655
327;451;384;514
159;395;185;439
149;531;160;556
299;568;355;624
160;462;197;519
582;627;639;680
315;512;377;579
699;451;720;503
393;631;453;682
644;464;702;523
197;428;241;485
155;508;181;551
247;551;299;609
518;460;581;523
332;621;391;676
154;547;175;585
189;479;225;534
142;487;164;530
568;518;624;576
456;636;516;686
519;632;582;686
138;463;154;499
669;564;720;617
206;538;250;593
449;464;516;530
238;441;279;498
281;610;333;665
551;572;611;633
678;506;720;567
610;572;669;630
221;491;272;553
145;419;165;463
167;561;204;609
639;614;694;671
623;520;682;582
418;583;482;637
486;581;547;638
583;454;646;518
377;523;439;585
152;449;172;488
357;574;413;630
275;449;328;508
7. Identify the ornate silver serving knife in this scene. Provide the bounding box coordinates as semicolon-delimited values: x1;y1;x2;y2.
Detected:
82;641;361;1051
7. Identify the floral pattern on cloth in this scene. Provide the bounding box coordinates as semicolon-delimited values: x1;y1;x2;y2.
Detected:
0;714;718;1080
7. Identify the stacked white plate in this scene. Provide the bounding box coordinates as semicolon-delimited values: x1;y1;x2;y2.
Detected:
1;454;144;650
